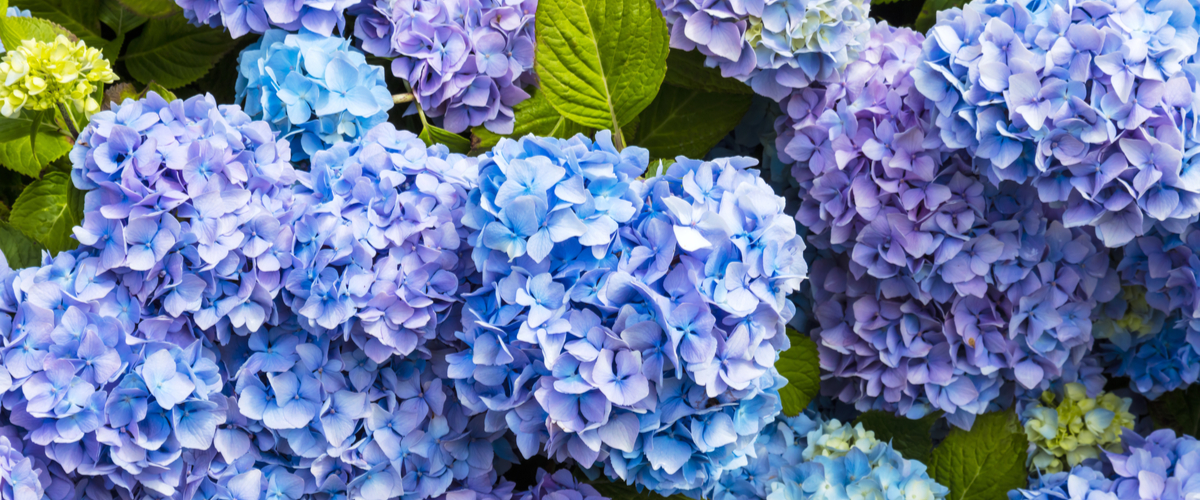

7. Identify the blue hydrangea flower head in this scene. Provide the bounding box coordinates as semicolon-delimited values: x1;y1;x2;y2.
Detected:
451;131;806;495
353;0;537;134
516;469;608;500
236;28;393;160
657;0;871;100
284;122;477;358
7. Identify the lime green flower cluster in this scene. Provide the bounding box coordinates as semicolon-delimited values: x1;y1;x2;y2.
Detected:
1093;287;1165;350
1022;383;1134;473
0;35;116;117
801;418;882;460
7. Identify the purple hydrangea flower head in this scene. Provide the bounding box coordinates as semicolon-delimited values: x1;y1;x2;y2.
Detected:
912;0;1200;247
69;92;298;338
786;22;1124;428
451;132;806;495
283;122;477;358
176;0;359;38
352;0;537;134
657;0;871;100
236;29;394;160
1008;466;1117;500
515;469;608;500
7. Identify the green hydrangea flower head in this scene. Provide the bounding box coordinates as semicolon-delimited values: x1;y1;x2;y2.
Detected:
0;34;116;117
1022;382;1134;473
1093;286;1166;350
802;418;882;460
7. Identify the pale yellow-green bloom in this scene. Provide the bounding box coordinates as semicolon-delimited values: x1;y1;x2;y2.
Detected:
0;35;116;117
802;418;882;460
1023;382;1134;473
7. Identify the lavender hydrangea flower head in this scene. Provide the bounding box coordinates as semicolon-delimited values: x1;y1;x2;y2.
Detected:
657;0;871;100
352;0;536;134
176;0;359;38
451;132;806;495
912;0;1200;247
788;22;1123;428
69;92;298;338
1021;383;1134;473
284;122;477;359
237;29;394;160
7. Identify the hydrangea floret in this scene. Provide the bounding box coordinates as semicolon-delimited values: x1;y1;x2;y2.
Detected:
1021;383;1134;473
0;35;116;117
656;0;871;100
236;28;393;160
451;131;807;495
353;0;537;134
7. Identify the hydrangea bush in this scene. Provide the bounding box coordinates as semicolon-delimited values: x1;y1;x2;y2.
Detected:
5;0;1200;497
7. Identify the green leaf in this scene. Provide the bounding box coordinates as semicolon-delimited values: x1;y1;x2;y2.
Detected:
777;328;820;417
0;124;72;177
855;411;940;464
0;219;43;268
929;411;1028;500
11;0;104;47
664;49;754;94
8;171;79;253
116;0;179;18
627;84;750;160
0;16;74;51
534;0;669;138
0;112;60;143
1148;385;1200;437
419;125;471;155
914;0;970;32
100;0;148;33
124;16;241;89
471;88;591;153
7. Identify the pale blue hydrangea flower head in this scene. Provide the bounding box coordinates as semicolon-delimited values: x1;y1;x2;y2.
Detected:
1008;466;1117;500
657;0;871;100
353;0;537;134
176;0;359;38
236;29;394;160
283;122;478;359
451;131;806;495
912;0;1200;248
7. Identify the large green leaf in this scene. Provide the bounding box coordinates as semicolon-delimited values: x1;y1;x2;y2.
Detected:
100;0;148;33
11;0;104;47
1149;385;1200;437
855;411;940;464
0;126;72;177
0;220;44;268
0;16;74;52
8;171;80;253
627;84;751;160
915;0;970;32
117;0;179;18
420;125;471;155
124;16;241;89
664;49;753;94
534;0;669;141
0;112;61;143
471;88;591;153
929;411;1028;500
777;328;821;417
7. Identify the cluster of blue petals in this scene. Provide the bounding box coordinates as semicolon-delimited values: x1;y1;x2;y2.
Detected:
236;29;394;161
450;131;808;495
